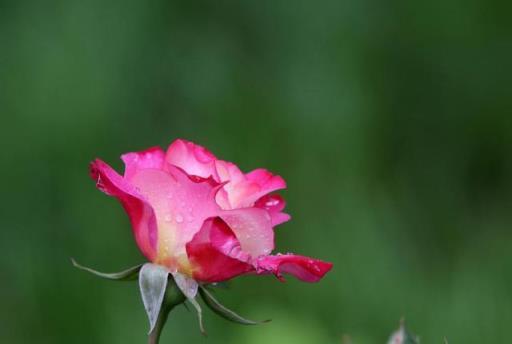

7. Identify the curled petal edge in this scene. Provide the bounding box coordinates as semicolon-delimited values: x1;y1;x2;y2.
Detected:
187;218;332;283
255;254;333;283
90;159;158;261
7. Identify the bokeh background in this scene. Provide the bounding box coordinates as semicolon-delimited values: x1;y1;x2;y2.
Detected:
1;1;511;343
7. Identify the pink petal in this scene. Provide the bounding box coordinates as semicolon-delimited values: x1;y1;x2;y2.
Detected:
215;160;245;184
215;162;287;209
214;160;253;208
186;217;253;283
129;165;220;265
90;159;158;261
270;213;291;226
121;147;166;181
256;254;333;282
219;208;274;257
244;169;286;205
255;194;291;226
246;168;286;195
165;139;219;180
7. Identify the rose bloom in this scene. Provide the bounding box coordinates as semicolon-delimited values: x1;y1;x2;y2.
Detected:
90;139;332;284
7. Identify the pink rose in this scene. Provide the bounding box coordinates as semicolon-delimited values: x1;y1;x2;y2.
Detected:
90;139;332;284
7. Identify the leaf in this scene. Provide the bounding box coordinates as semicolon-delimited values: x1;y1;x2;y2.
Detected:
139;263;169;334
71;258;142;281
199;286;269;326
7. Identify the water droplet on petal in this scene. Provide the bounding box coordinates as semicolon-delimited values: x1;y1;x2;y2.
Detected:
164;215;172;222
176;214;184;223
265;198;280;207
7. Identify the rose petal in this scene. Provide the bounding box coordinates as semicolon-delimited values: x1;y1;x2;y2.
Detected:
215;162;287;209
246;168;286;196
244;169;286;206
215;160;245;184
220;208;274;257
214;161;252;208
256;254;333;282
129;165;220;267
270;213;291;226
255;194;291;226
121;147;166;181
186;218;253;283
165;139;218;180
90;159;158;261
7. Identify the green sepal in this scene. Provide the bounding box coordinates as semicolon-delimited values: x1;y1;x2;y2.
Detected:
71;258;142;281
146;270;187;344
188;296;206;336
199;285;269;326
172;272;206;335
139;263;170;333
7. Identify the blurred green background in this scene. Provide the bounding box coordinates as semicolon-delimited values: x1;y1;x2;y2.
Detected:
1;0;511;343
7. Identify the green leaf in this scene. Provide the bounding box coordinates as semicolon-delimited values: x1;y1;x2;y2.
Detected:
139;263;169;333
199;286;269;326
71;258;142;281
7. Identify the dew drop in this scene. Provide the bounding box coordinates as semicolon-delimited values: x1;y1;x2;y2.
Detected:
164;215;172;222
176;214;184;223
265;198;280;207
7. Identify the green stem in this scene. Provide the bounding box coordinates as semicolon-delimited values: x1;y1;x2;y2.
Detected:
147;278;186;344
148;304;173;344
